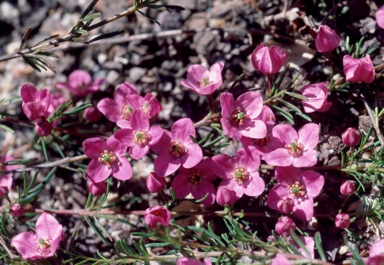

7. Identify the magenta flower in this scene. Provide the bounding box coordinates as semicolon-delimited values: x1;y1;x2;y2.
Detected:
343;54;375;84
146;172;167;193
10;203;24;218
213;146;265;198
315;25;340;53
271;254;292;265
171;158;217;206
267;166;324;221
216;186;239;206
180;62;224;95
12;213;63;260
88;179;107;196
35;118;53;136
151;118;203;177
293;236;315;259
83;135;132;183
251;43;287;75
335;213;350;229
0;155;16;185
144;206;171;228
367;239;384;264
20;84;51;121
220;91;267;140
83;106;102;122
340;180;355;196
114;110;163;160
264;123;319;167
47;91;66;115
301;82;332;113
376;5;384;29
342;127;361;147
275;216;296;237
56;70;105;96
177;258;212;265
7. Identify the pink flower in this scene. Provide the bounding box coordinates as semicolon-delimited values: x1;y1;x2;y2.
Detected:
171;158;217;206
83;106;102;122
151;118;203;177
343;55;375;84
335;213;350;229
220;91;267;140
376;5;384;29
251;43;287;75
293;236;315;259
20;84;51;120
213;146;265;198
47;91;66;115
12;213;63;260
367;239;384;264
180;62;224;95
83;135;132;183
342;127;361;147
340;180;355;196
271;254;292;265
315;25;340;53
56;70;105;96
114;111;163;160
216;186;239;206
301;82;332;113
35;118;53;136
0;155;16;185
10;203;24;218
88;180;107;196
177;258;212;265
146;172;167;192
267;166;324;221
144;206;171;228
275;216;296;237
264;123;319;167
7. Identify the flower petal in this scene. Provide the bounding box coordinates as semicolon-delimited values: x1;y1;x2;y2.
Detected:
83;138;107;159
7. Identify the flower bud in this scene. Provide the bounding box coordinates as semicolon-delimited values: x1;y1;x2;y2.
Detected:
83;106;102;122
376;5;384;29
216;186;238;206
0;186;9;197
315;25;340;53
144;206;171;228
335;213;350;229
146;172;166;193
301;82;332;113
88;181;107;196
277;198;294;214
35;119;52;136
275;216;296;237
340;180;355;196
251;43;287;75
342;127;361;147
343;55;375;84
10;204;24;217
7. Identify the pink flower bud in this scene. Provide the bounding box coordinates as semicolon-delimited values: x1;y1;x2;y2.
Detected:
343;55;375;84
275;216;296;237
340;180;355;196
10;204;24;217
146;172;166;193
83;106;102;122
35;119;52;136
335;213;350;229
0;186;9;197
277;198;294;214
216;186;238;206
251;43;287;75
315;25;340;53
144;206;171;228
342;127;361;147
301;82;332;113
376;5;384;29
88;181;107;196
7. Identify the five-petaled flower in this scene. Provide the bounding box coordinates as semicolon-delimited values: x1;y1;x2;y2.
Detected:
220;91;267;140
151;118;203;177
213;146;265;199
264;123;319;167
12;213;63;260
21;84;51;121
56;70;105;96
83;135;132;183
267;166;324;221
180;62;224;95
171;158;217;206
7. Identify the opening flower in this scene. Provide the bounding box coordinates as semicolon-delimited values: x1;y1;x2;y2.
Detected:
275;216;296;237
315;25;340;53
151;118;203;177
267;166;324;221
343;54;375;84
83;135;132;183
220;91;267;140
251;43;287;75
56;70;105;96
12;213;63;260
301;82;332;113
144;206;171;228
171;158;217;206
20;84;51;121
180;62;224;95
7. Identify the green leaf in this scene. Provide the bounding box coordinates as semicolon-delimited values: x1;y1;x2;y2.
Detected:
285;91;308;101
87;30;125;44
314;232;326;261
63;103;92;115
272;105;294;124
80;12;101;22
0;124;14;133
276;98;302;114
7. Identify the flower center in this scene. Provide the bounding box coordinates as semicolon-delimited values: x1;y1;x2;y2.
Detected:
37;238;52;255
230;108;247;126
289;181;306;197
140;102;149;115
253;136;271;147
189;171;203;184
98;150;117;168
122;104;133;120
169;141;186;157
232;167;249;185
197;77;212;87
133;130;151;147
285;139;304;158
